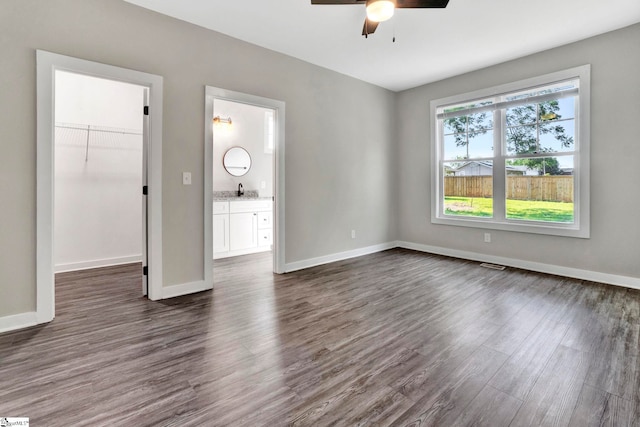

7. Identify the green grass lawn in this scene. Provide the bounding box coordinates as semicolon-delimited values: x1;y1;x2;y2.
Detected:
444;196;574;223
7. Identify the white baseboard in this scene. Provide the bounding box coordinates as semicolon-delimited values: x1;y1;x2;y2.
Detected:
161;280;212;299
284;242;396;273
4;241;636;335
397;240;640;291
55;255;142;273
0;311;38;334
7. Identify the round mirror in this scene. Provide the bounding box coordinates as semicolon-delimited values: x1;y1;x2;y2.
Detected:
223;147;251;177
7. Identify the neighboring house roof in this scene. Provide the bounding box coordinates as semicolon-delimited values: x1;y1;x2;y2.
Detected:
560;167;574;175
446;161;526;173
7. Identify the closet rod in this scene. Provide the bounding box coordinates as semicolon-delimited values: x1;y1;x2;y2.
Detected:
55;123;142;161
55;124;142;136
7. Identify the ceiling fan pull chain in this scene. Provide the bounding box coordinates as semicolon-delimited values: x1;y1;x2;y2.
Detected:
392;16;396;42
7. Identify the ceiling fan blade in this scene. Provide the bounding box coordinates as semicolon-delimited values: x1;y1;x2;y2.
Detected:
310;0;364;4
362;18;379;36
396;0;449;8
310;0;449;37
311;0;447;6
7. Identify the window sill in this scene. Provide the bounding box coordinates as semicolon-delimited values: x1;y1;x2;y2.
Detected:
431;215;589;238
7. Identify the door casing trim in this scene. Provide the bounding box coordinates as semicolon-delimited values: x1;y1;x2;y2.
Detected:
204;86;286;281
36;50;164;323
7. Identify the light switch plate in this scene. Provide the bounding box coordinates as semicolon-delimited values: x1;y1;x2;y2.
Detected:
182;172;192;185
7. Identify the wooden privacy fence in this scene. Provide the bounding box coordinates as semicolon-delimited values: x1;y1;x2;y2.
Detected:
445;176;574;203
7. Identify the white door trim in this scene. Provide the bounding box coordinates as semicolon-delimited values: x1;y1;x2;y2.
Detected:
204;86;286;281
36;50;164;324
141;88;150;296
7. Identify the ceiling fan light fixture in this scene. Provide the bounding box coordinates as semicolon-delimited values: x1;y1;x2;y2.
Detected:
366;0;395;23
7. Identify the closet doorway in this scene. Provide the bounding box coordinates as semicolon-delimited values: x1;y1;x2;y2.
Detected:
54;71;148;294
37;51;163;324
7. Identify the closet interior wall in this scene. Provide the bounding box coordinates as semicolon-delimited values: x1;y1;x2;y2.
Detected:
54;71;145;273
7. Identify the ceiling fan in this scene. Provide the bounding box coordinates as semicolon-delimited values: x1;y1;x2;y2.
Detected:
310;0;450;37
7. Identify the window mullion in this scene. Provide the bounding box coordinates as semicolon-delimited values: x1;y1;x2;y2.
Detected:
438;119;445;218
493;107;506;221
465;117;469;159
536;104;541;152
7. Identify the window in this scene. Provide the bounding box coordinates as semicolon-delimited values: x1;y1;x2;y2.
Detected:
431;65;590;238
264;110;274;154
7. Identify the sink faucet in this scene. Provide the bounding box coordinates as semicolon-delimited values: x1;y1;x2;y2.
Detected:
237;183;244;197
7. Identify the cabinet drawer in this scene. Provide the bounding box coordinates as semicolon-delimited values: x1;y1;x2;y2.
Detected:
230;200;272;213
257;211;272;229
213;201;229;214
258;229;272;247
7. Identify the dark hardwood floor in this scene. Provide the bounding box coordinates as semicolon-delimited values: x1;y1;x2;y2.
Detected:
1;249;639;426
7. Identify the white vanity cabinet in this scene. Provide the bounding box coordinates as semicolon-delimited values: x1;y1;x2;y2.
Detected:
212;202;230;255
229;212;257;251
213;199;272;259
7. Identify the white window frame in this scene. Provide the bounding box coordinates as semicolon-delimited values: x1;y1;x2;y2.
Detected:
430;65;590;238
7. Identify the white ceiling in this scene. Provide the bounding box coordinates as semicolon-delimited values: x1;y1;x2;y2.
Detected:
124;0;640;92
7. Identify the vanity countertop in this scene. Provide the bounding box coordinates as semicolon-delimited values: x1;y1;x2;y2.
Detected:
213;190;271;201
213;196;272;201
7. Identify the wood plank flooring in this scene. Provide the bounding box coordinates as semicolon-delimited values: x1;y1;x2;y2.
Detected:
0;248;639;426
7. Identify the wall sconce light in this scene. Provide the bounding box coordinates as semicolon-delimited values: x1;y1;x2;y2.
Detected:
213;116;232;126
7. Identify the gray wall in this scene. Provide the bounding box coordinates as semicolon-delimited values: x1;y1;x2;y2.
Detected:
396;23;640;279
0;0;396;316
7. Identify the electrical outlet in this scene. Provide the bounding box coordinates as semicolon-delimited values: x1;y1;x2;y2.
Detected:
351;230;356;239
484;232;491;243
182;172;192;185
261;180;266;189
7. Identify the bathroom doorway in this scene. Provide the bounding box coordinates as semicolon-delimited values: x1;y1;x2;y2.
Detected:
213;99;275;266
204;87;285;285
